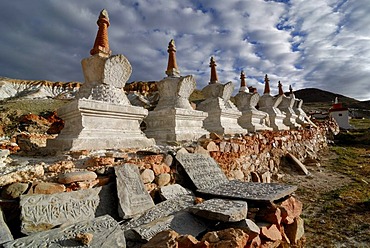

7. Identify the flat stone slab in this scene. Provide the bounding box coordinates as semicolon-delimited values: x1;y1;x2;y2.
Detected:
189;198;248;222
197;180;298;202
19;184;117;234
3;215;126;248
122;194;195;231
125;211;208;242
159;184;193;200
58;171;97;184
115;164;155;219
175;153;228;189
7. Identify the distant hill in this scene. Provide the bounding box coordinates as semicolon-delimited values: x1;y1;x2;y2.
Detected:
292;88;370;110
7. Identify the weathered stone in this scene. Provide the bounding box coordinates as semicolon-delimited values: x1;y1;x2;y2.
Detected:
189;198;248;222
194;145;209;155
259;223;282;241
261;171;271;183
175;153;228;190
122;194;195;231
221;219;260;239
1;182;29;199
284;216;305;244
58;171;97;184
159;184;193;200
256;205;282;225
156;173;171;187
279;196;303;224
115;164;155;219
0;207;13;245
202;228;249;248
32;182;66;194
177;234;209;248
203;141;219;151
19;184;117;234
286;152;309;175
125;211;208;242
141;169;155;184
3;215;125;248
197;180;297;202
0;149;10;167
0;163;44;187
141;230;178;248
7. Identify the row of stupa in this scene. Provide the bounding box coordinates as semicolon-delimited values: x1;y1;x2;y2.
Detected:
46;9;313;152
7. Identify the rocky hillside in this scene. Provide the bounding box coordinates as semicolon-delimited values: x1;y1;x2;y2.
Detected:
0;77;80;100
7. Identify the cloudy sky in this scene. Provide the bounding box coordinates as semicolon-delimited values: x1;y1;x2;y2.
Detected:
0;0;369;100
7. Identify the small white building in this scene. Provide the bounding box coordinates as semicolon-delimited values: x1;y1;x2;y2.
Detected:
329;97;353;129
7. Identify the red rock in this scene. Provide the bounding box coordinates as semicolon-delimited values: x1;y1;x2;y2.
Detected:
279;196;303;224
246;235;261;248
47;160;75;173
32;182;66;194
202;228;249;248
284;217;305;244
260;240;281;248
260;223;282;241
176;235;209;248
256;205;282;225
203;141;219;152
58;171;97;184
142;230;179;248
84;156;114;168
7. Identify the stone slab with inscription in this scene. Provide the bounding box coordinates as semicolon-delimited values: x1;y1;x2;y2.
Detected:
189;198;248;222
159;184;194;200
197;180;298;202
115;164;155;219
122;194;195;231
0;207;13;245
19;184;117;235
175;153;228;189
3;215;126;248
125;211;208;242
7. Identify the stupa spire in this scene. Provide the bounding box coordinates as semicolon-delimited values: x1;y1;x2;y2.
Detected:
278;81;284;95
209;57;218;84
289;85;293;95
240;70;246;87
263;74;270;94
165;39;180;77
90;9;112;57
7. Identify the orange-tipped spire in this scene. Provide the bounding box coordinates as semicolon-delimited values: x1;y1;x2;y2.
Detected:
209;57;218;84
240;70;246;87
278;81;284;95
90;9;112;57
165;39;180;77
263;74;270;94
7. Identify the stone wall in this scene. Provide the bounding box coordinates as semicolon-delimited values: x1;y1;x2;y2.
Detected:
197;119;339;182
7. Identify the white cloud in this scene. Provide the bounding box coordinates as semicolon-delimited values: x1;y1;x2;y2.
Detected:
0;0;369;100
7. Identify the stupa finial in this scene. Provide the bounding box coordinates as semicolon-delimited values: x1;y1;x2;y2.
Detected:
209;57;219;84
263;74;270;94
289;85;293;95
165;39;180;77
90;9;112;57
278;81;284;95
240;70;246;87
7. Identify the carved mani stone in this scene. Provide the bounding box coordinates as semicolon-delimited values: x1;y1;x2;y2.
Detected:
125;211;208;242
176;153;297;202
115;164;155;219
3;215;126;248
175;153;228;190
19;184;117;235
189;198;248;222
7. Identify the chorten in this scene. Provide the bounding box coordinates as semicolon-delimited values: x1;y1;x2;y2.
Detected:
144;39;209;142
234;71;272;132
277;83;301;129
258;75;289;131
47;9;154;151
197;57;246;135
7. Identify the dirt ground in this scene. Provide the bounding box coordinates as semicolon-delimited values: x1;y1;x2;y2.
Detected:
281;146;370;248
